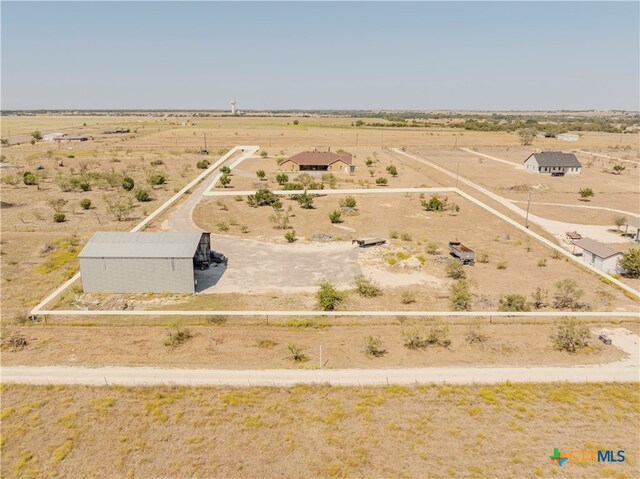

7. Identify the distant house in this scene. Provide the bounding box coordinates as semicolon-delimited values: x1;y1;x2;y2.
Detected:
523;151;582;176
557;133;579;142
623;217;640;242
103;128;130;134
43;132;64;141
280;151;353;172
572;237;622;274
54;134;89;143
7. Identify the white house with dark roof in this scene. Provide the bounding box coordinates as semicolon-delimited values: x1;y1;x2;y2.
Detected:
572;237;622;274
523;151;582;176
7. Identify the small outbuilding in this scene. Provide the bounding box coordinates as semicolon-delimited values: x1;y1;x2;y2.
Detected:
572;237;622;274
79;231;211;293
523;151;582;176
623;217;640;242
280;150;353;172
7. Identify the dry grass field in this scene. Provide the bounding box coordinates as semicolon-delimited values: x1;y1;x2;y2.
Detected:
1;322;629;369
1;382;638;479
414;146;640;223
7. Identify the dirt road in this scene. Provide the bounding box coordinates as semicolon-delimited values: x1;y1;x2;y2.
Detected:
2;328;637;386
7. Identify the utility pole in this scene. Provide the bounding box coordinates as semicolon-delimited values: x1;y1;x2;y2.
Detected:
455;161;461;188
355;132;358;147
381;131;384;149
454;136;458;148
525;191;532;228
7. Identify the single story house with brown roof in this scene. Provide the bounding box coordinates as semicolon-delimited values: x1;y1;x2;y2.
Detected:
280;151;353;172
572;237;623;274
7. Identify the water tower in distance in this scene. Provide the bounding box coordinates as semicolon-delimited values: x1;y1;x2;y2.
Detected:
230;100;237;115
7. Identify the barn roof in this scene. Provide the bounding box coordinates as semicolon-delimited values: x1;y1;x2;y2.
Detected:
526;151;582;168
573;237;622;260
286;151;352;166
78;232;204;259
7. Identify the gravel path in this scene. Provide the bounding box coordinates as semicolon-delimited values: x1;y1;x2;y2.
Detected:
2;328;637;386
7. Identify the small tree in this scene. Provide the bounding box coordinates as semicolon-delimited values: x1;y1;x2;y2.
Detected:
386;165;398;177
284;230;297;243
498;294;531;312
80;198;92;210
466;319;487;344
276;172;289;185
53;212;66;223
353;275;382;297
531;287;548;309
375;177;388;186
329;210;342;224
104;193;134;222
220;166;231;175
614;216;627;231
445;258;466;279
321;173;337;188
612;164;626;175
402;324;427;350
296;193;314;209
426;242;440;255
339;196;357;208
31;130;43;142
364;336;387;358
449;279;472;311
517;128;535;146
122;176;135;191
618;247;640;278
553;279;584;309
316;279;344;311
256;170;266;181
48;198;68;213
260;151;268;158
422;195;447;212
219;173;231;188
270;206;292;230
578;187;594;201
550;318;590;352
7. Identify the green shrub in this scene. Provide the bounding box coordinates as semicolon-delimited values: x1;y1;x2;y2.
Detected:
386;165;398;177
247;188;280;208
134;188;151;202
284;230;297;243
121;176;135;191
339;196;357;208
401;291;416;304
53;212;66;223
551;318;590;352
553;279;584;309
496;261;508;270
329;210;342;223
446;258;466;279
498;294;531;312
256;170;266;180
316;279;345;311
80;198;92;210
22;171;38;186
449;279;472;311
618;247;640;278
375;177;388;185
276;172;289;185
353;275;382;297
147;173;166;186
422;195;447;212
466;320;487;344
163;321;193;348
287;343;307;362
196;159;210;169
364;336;387;357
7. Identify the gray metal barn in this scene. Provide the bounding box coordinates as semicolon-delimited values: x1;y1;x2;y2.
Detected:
79;231;211;293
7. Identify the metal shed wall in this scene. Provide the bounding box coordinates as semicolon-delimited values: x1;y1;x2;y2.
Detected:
80;257;195;293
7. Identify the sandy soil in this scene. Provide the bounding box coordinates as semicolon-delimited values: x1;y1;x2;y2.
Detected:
0;323;627;369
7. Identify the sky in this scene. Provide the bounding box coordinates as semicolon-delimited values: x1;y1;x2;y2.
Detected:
1;1;639;111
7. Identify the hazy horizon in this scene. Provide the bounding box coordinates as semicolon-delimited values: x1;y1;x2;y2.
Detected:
2;1;639;111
